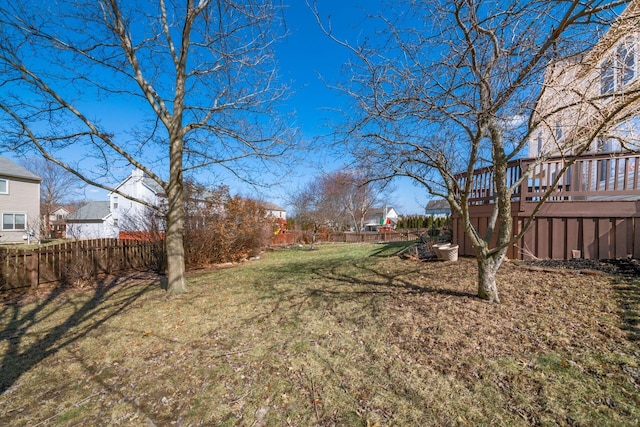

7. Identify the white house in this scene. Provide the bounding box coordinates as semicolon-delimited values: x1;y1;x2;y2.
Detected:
261;201;286;220
66;169;165;239
109;169;165;233
425;199;451;218
363;206;399;231
0;157;41;243
66;201;116;239
46;206;74;239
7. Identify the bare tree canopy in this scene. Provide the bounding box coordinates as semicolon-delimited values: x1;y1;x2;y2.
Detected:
318;170;389;231
0;0;292;294
290;169;389;238
315;0;640;302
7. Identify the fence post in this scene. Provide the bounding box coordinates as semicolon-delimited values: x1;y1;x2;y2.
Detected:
27;250;39;288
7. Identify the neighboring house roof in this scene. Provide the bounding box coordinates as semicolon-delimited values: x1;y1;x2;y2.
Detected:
261;201;285;212
0;157;42;182
51;206;73;215
66;201;111;221
367;207;397;217
425;199;450;212
112;169;165;196
141;176;164;195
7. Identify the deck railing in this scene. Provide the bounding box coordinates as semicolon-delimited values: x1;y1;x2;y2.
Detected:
458;161;523;205
458;151;640;207
521;152;640;202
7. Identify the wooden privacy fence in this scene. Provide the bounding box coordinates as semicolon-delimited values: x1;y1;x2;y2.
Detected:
271;231;418;245
0;238;165;291
328;232;419;243
453;205;640;260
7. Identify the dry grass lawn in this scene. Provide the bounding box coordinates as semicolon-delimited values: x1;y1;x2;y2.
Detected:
0;242;638;426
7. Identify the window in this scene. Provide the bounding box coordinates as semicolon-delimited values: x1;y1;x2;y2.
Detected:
0;179;7;194
2;213;26;230
554;121;563;141
112;196;119;210
600;58;615;94
601;36;637;94
619;37;636;86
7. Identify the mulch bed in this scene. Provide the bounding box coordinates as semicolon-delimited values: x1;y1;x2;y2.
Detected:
410;242;640;277
522;258;640;277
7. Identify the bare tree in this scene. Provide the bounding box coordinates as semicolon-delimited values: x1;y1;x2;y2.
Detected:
0;1;291;294
314;0;640;302
319;170;388;231
290;169;386;242
290;180;326;249
19;156;81;238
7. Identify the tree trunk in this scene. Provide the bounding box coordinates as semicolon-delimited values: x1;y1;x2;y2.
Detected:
166;207;187;295
477;254;502;303
165;132;187;296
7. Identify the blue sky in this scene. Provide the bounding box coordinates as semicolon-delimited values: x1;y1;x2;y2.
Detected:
270;0;429;214
1;0;430;215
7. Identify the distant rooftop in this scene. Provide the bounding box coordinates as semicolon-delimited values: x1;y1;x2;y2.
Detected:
66;201;111;221
261;201;285;212
425;199;450;211
0;157;42;182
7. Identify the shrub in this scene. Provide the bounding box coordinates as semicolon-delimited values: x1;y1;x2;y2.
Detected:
183;187;272;268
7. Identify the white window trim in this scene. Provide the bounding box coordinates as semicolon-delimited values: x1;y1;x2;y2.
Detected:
2;212;27;231
0;178;8;195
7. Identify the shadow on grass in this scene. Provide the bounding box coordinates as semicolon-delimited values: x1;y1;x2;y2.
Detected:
308;259;476;299
0;275;157;395
246;244;476;325
368;241;417;258
612;277;640;341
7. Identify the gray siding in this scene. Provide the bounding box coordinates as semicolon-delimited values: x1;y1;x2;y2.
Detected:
0;177;41;243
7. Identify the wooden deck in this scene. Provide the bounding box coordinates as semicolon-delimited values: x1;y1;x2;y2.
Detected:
453;152;640;260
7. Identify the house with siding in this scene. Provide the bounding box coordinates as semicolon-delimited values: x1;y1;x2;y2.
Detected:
109;169;165;234
453;1;640;260
261;201;286;220
528;0;640;160
425;199;451;218
65;201;116;239
46;206;74;239
363;206;399;231
0;157;42;243
66;169;165;239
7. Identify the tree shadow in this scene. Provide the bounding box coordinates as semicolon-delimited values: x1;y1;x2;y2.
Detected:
611;276;640;341
243;247;476;327
0;274;157;395
368;241;417;258
308;260;476;299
